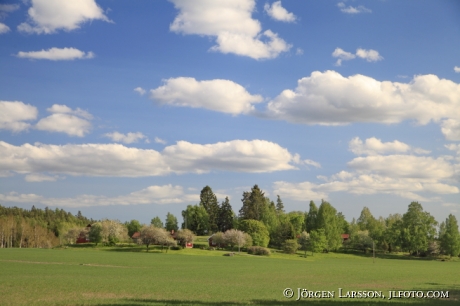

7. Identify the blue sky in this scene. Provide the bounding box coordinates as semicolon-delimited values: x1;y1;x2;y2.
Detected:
1;0;459;225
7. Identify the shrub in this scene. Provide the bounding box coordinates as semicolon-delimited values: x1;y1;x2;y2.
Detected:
283;239;299;254
170;245;182;250
247;246;271;256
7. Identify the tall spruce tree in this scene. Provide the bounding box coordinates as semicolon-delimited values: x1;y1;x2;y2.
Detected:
199;186;220;233
238;185;265;221
276;195;285;214
218;197;234;232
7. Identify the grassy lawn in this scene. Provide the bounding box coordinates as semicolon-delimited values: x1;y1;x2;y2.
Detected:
0;246;459;305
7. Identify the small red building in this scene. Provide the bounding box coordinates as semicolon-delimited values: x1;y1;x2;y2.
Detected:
76;224;91;243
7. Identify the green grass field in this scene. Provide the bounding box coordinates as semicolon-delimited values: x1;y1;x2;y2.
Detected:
0;246;459;306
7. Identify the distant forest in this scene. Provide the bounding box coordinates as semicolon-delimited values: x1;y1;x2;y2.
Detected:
0;205;93;248
1;184;459;257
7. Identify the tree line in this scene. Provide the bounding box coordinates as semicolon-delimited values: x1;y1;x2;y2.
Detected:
1;184;459;257
0;205;93;248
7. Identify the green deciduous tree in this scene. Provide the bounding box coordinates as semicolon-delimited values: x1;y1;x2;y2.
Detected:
306;201;318;233
384;214;403;253
309;229;327;255
439;214;460;257
181;204;210;235
283;239;299;254
401;202;437;255
125;219;141;238
88;223;102;245
288;211;305;236
151;216;164;228
239;219;270;247
317;200;342;251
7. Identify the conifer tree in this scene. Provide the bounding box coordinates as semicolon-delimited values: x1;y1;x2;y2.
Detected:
200;186;220;232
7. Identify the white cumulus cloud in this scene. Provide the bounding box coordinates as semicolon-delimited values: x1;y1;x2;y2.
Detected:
104;132;148;144
454;66;460;73
275;157;459;202
337;2;371;14
35;104;92;137
150;77;263;115
264;1;297;22
332;47;356;66
0;23;10;34
0;139;307;178
348;155;455;180
169;0;291;59
0;101;38;132
0;184;200;208
441;119;460;141
18;0;109;34
265;71;460;136
16;47;94;61
349;137;429;155
332;48;382;66
356;48;383;62
134;87;146;95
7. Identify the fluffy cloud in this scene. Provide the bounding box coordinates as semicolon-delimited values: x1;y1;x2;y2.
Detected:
0;139;304;177
16;47;94;61
35;104;92;137
0;141;167;177
134;87;146;95
273;181;327;201
441;119;460;141
349;137;429;155
0;23;10;34
150;77;263;115
104;132;149;144
18;0;109;34
332;48;382;66
0;101;38;132
266;71;460;129
0;185;199;207
169;0;291;59
348;155;455;180
276;170;458;202
337;2;371;14
275;140;459;201
264;1;297;22
356;48;383;62
454;66;460;73
163;139;298;173
332;48;355;66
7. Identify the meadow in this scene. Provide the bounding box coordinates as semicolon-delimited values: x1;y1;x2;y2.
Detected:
0;246;459;306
